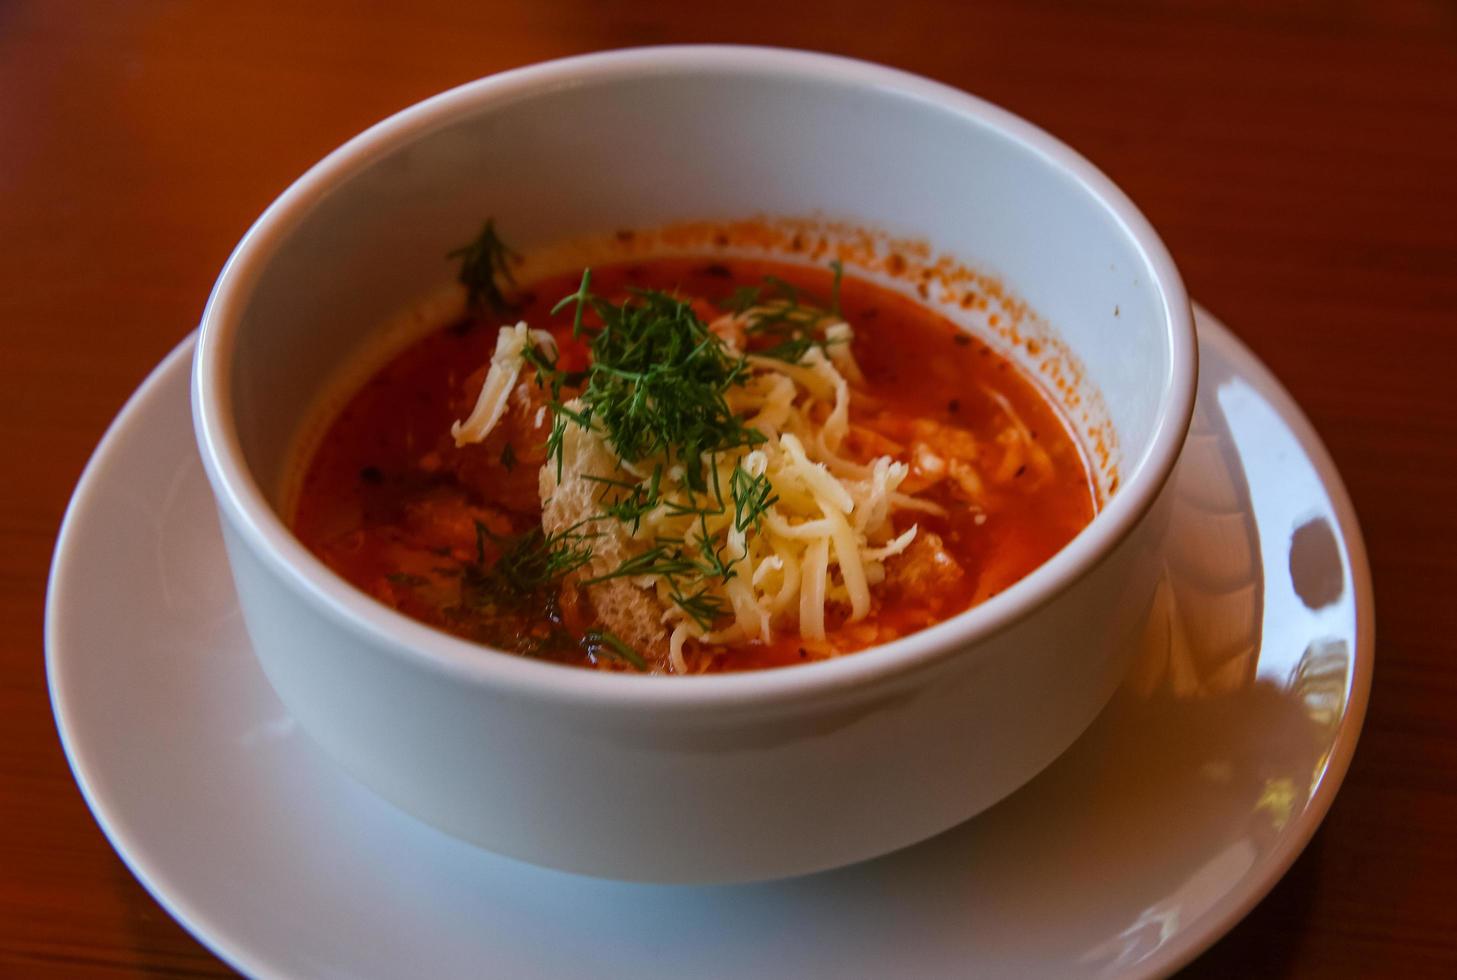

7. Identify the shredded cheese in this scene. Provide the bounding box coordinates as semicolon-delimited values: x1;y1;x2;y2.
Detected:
596;313;919;662
450;323;555;447
454;306;941;672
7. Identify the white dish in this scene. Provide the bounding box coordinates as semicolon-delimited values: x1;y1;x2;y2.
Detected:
47;306;1371;979
193;46;1196;882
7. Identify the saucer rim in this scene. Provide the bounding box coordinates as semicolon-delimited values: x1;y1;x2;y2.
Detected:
43;303;1375;980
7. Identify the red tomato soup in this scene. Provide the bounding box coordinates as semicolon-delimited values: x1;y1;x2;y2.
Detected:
292;257;1096;673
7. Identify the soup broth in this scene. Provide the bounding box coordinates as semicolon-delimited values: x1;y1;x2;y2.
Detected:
293;257;1095;673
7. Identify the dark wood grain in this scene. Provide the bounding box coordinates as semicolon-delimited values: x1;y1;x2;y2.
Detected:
3;1;1454;976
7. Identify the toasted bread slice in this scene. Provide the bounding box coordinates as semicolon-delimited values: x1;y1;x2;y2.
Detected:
539;411;670;668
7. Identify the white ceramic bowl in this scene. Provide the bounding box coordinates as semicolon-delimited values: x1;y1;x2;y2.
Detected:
193;46;1196;884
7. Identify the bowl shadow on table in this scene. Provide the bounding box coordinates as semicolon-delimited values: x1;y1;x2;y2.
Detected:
623;350;1352;977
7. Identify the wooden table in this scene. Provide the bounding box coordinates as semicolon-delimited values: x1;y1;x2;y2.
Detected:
3;1;1454;976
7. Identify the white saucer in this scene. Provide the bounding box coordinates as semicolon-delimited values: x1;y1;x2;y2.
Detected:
46;306;1372;980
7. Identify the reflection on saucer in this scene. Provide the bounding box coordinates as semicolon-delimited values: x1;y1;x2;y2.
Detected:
1130;385;1263;700
1050;340;1361;974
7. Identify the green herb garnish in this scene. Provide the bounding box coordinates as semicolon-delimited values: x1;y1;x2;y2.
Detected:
448;219;520;316
667;585;726;632
755;334;821;364
442;247;859;652
730;464;778;532
583;464;663;533
541;274;764;491
581;540;700;584
715;264;847;364
719;284;763;315
584;629;648;671
688;512;738;582
465;520;596;604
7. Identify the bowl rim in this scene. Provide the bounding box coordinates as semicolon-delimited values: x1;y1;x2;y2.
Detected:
192;44;1197;712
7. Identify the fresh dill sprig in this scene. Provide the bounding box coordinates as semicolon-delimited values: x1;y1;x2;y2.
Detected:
584;465;664;533
448;219;520;316
668;585;726;632
760;275;821;308
583;629;648;671
581;540;699;585
466;259;851;641
730;464;778;532
552;268;594;337
544;278;764;491
466;520;597;603
719;284;763;315
689;512;739;582
755;334;822;364
716;262;848;364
